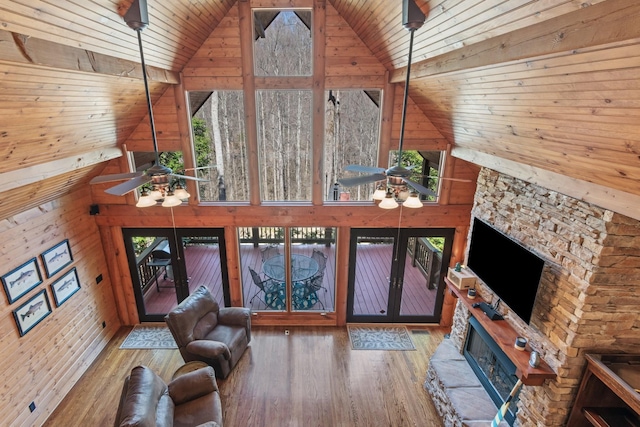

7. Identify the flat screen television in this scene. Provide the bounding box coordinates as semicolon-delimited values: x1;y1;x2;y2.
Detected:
467;217;544;324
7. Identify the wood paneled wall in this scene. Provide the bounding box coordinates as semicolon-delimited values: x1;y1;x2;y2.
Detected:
408;1;640;220
0;187;120;426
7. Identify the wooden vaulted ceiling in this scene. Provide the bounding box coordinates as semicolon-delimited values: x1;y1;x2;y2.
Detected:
0;0;639;220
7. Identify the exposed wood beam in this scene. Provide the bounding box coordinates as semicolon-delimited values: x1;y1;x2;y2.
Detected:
390;0;640;82
2;148;122;192
93;203;473;228
452;147;640;223
0;29;179;84
239;0;261;206
311;0;327;205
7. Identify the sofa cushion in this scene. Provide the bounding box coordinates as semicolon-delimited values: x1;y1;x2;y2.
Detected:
193;311;219;340
205;324;245;355
168;366;218;405
174;393;223;427
118;366;174;427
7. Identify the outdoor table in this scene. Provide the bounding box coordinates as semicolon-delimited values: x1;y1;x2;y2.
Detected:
262;254;319;310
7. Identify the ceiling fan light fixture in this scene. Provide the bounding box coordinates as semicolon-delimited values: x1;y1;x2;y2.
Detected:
161;190;182;207
379;191;399;209
173;184;190;200
403;191;423;208
372;184;386;201
149;189;164;201
136;189;157;207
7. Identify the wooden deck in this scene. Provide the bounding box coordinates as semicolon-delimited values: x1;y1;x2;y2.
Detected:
142;243;438;318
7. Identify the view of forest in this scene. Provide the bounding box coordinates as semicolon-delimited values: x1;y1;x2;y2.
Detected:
166;10;438;203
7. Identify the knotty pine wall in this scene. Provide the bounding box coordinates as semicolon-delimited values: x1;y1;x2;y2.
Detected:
0;186;119;426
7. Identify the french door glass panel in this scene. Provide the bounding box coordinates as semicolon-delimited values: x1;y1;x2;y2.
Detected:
348;228;453;323
180;235;229;308
123;228;228;322
238;226;335;312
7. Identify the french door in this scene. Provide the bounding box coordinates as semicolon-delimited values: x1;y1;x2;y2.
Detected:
123;228;229;322
347;228;454;323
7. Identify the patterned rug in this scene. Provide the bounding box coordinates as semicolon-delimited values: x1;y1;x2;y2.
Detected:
347;325;416;350
120;324;177;349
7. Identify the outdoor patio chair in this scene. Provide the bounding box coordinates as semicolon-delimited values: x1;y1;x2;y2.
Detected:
248;267;279;306
295;273;325;310
260;245;280;262
311;249;327;273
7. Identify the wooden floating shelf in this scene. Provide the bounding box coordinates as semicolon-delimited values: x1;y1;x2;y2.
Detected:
446;278;557;386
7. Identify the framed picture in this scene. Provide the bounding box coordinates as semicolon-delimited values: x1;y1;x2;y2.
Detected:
13;289;52;337
51;267;81;307
1;258;43;304
41;239;73;278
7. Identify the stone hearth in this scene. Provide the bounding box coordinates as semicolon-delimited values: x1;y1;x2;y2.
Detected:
425;338;508;427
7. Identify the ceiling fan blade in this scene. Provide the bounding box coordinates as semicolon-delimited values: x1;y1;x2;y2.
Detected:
403;178;436;198
90;172;144;184
170;173;209;182
345;164;386;174
104;175;152;196
338;174;386;187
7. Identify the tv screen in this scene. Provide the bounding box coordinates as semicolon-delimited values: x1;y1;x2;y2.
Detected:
467;218;544;324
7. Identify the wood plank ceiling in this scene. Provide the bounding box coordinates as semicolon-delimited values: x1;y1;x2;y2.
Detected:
0;0;639;219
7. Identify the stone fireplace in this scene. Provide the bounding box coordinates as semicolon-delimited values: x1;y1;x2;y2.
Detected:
425;168;640;426
464;317;519;424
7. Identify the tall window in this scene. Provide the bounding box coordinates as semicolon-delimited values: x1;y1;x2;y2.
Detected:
257;90;313;201
253;10;312;77
325;90;382;201
390;150;444;202
188;91;248;202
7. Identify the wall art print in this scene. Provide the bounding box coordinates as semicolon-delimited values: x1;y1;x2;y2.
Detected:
13;289;52;336
1;257;43;304
41;239;73;278
51;267;81;307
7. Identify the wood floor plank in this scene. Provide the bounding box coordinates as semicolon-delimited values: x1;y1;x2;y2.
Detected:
43;325;447;427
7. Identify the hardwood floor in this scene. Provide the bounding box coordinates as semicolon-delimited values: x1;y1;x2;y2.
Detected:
43;325;448;427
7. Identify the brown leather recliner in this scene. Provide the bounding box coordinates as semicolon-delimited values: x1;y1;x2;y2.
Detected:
165;286;251;379
114;365;223;427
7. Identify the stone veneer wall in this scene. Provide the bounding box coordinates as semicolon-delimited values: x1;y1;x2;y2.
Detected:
447;168;640;426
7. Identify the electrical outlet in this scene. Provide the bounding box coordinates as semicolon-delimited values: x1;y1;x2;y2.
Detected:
284;329;289;335
102;321;106;329
29;402;36;412
96;274;103;284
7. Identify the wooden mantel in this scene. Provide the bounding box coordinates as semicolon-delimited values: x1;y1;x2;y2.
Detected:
446;278;557;386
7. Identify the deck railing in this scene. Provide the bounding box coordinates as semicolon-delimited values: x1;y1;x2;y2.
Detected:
408;237;442;289
238;227;335;247
135;238;169;292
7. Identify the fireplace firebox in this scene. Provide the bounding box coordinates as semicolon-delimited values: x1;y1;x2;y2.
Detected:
464;316;520;425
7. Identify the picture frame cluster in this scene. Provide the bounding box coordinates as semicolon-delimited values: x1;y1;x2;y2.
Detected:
2;239;79;337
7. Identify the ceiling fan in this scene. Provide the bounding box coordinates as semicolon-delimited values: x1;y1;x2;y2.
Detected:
337;0;453;208
90;0;204;205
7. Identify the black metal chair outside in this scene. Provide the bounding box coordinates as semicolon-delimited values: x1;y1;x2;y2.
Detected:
260;245;280;263
311;249;327;273
248;267;278;307
297;273;325;310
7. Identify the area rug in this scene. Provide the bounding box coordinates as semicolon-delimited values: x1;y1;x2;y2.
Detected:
347;325;416;350
120;324;177;349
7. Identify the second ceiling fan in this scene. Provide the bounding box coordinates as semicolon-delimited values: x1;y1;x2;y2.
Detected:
90;0;204;206
338;0;435;209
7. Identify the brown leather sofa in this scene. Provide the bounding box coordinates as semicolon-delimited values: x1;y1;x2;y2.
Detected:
165;286;251;379
114;365;223;427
